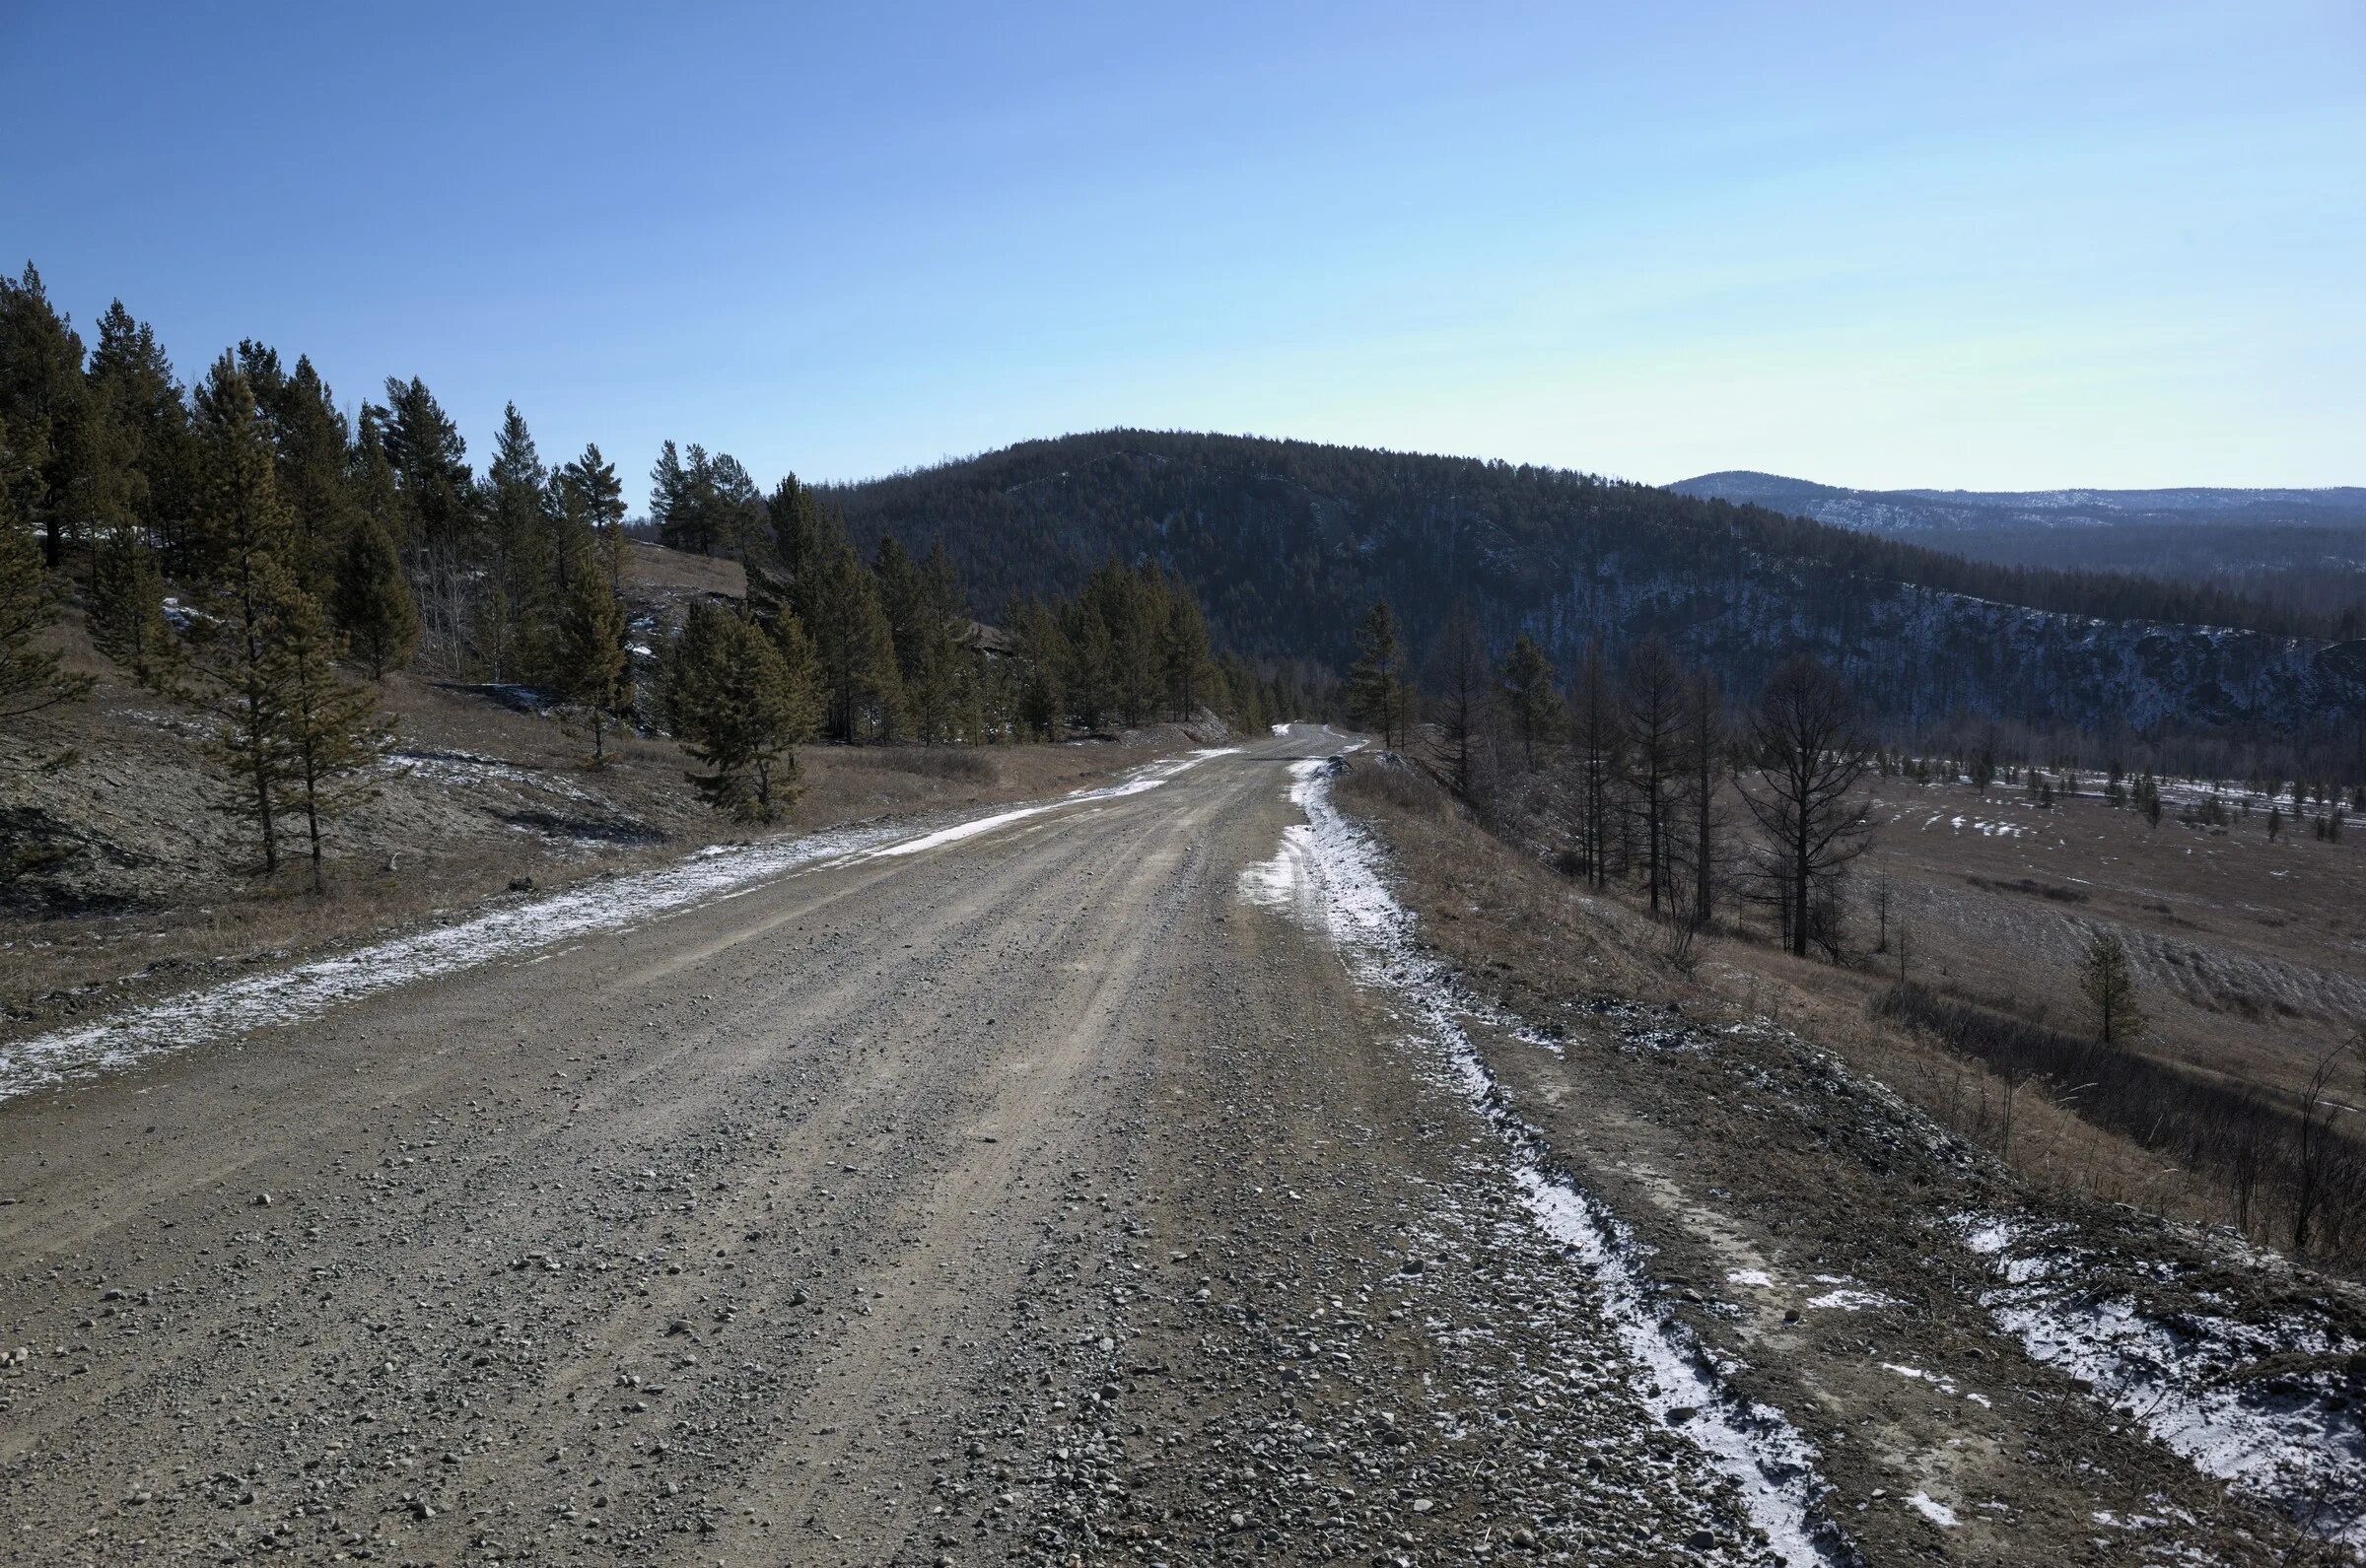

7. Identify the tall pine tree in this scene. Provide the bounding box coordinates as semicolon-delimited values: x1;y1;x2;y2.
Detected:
0;264;88;571
259;559;389;893
191;357;300;873
557;568;632;763
0;413;92;727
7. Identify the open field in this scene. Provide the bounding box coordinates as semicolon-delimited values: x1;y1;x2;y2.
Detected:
1858;777;2366;1107
1465;745;2366;1279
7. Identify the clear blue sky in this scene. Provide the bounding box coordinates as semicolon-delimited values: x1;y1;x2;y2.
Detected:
4;1;2360;496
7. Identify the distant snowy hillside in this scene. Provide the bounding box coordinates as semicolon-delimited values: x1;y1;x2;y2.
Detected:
1672;471;2366;638
1672;472;2366;534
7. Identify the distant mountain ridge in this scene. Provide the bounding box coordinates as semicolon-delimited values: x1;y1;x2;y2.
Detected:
1671;472;2366;533
828;432;2365;769
1671;471;2366;635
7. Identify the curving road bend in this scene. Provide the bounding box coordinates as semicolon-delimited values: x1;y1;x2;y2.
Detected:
0;726;1805;1566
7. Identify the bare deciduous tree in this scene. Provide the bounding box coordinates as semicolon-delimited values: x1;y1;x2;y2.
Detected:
1621;635;1689;915
1682;669;1727;929
1743;653;1874;959
1568;637;1621;889
1424;600;1492;805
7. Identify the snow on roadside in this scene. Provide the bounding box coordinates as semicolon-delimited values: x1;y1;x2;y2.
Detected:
1269;757;1848;1566
0;750;1239;1105
1960;1212;2366;1549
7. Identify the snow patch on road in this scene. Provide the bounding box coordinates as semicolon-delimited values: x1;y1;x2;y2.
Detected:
0;750;1239;1104
1276;759;1848;1566
1236;758;1329;921
1958;1211;2366;1549
873;748;1238;858
871;748;1237;858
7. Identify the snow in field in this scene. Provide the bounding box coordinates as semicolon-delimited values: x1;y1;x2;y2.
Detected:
1805;1287;1896;1312
1265;759;1844;1566
1960;1212;2366;1549
0;751;1238;1104
1915;811;2031;839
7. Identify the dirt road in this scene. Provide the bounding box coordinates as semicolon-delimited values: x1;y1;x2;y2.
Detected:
6;730;1829;1564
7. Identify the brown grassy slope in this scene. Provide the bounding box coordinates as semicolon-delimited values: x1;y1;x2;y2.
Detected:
1331;758;2361;1566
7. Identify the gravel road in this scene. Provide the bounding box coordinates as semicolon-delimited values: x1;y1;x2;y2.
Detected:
2;728;1818;1566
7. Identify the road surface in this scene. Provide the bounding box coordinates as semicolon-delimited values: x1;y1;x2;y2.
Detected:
0;727;1792;1566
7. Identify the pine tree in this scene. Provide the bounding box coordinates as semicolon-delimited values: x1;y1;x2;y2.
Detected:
264;354;353;593
1683;669;1726;928
87;521;176;689
875;535;967;743
557;568;632;763
191;357;299;873
649;440;687;548
1079;561;1160;726
797;511;900;742
1742;654;1874;959
1426;601;1492;804
1063;596;1114;731
661;601;816;821
378;376;473;551
259;562;389;893
0;264;89;571
1009;595;1070;740
480;402;553;679
332;510;420;680
652;442;747;558
2078;931;2145;1046
558;443;627;594
0;414;93;725
85;300;191;563
1347;599;1407;748
706;451;766;566
1160;585;1212;721
767;472;826;585
1496;634;1560;771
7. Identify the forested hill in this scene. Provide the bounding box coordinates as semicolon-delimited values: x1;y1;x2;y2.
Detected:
828;431;2366;763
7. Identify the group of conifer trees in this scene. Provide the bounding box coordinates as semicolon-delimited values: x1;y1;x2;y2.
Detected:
1347;598;1875;958
657;468;1280;818
0;265;637;882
